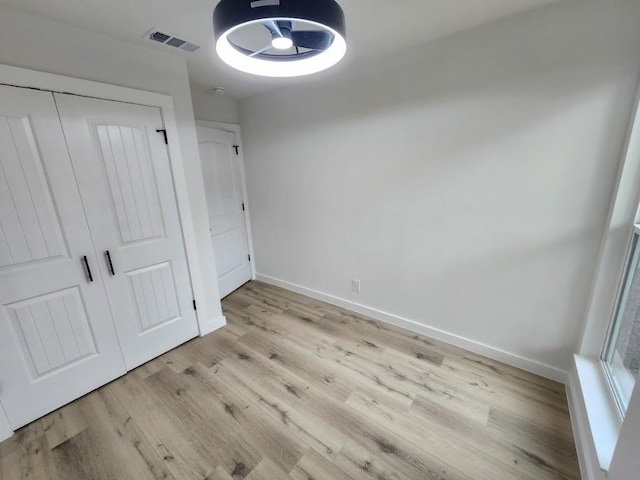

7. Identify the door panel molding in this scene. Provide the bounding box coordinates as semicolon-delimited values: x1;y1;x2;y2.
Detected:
7;286;98;377
0;113;69;267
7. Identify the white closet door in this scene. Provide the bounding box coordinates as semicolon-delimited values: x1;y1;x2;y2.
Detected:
0;85;126;429
197;126;252;298
54;94;198;370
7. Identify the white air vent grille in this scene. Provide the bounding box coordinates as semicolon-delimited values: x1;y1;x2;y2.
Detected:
143;29;200;54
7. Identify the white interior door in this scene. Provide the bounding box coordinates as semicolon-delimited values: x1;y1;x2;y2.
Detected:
197;126;252;298
0;85;126;429
55;94;199;370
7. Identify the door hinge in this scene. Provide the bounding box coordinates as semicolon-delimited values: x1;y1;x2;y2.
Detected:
192;299;197;311
233;145;239;155
242;203;245;211
248;254;251;262
156;129;168;145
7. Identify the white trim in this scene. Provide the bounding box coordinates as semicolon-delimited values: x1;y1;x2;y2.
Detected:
0;64;174;108
568;356;622;479
199;314;227;336
196;120;257;280
0;401;12;442
567;373;604;480
0;63;214;336
256;273;568;383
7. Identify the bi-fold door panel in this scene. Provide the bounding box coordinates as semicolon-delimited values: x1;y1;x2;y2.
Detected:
0;85;126;430
54;94;198;371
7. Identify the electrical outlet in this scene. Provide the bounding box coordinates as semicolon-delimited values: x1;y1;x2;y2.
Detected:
352;279;361;293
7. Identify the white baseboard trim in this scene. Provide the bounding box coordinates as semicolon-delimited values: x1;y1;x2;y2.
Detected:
256;274;568;383
0;402;13;442
199;314;227;337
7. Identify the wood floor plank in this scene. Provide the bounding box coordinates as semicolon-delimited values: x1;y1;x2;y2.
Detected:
158;329;239;373
167;363;306;474
143;366;265;477
1;436;52;480
333;438;415;480
106;372;220;479
384;346;572;435
237;331;356;403
215;359;347;462
289;448;352;480
442;355;570;414
133;357;167;379
0;421;44;460
41;401;89;450
0;281;579;480
244;458;292;480
82;389;176;480
301;383;472;480
487;407;579;478
410;394;575;480
346;389;533;480
238;328;417;408
205;466;235;480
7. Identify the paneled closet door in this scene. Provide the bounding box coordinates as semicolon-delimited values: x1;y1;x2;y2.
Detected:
54;94;199;370
0;85;126;429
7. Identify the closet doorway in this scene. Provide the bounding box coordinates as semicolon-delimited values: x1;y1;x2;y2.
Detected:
0;71;202;431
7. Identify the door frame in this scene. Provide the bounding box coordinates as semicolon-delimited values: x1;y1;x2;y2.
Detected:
196;120;256;281
0;64;216;339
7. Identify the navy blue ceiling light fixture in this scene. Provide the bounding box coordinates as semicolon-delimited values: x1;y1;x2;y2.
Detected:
213;0;347;77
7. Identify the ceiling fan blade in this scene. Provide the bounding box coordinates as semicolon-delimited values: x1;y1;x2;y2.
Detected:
249;44;273;57
291;30;333;51
262;20;282;37
276;20;293;32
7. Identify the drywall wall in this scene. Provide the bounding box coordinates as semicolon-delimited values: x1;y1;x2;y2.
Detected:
191;87;240;124
0;6;224;329
239;0;640;373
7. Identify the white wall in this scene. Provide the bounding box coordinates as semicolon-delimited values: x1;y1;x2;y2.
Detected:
0;6;224;328
191;88;240;124
239;0;640;374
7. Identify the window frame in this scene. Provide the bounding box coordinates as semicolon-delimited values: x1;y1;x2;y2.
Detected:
601;225;640;415
573;80;640;474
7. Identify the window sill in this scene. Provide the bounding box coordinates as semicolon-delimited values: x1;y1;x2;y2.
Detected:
573;354;624;473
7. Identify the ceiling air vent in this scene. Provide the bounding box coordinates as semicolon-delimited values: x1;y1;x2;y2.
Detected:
143;28;201;53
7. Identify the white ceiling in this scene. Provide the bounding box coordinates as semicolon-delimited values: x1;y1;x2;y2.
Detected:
0;0;561;99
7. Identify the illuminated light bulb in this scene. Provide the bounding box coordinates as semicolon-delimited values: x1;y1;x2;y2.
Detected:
272;36;293;50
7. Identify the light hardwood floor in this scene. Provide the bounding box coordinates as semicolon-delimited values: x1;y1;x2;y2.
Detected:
0;281;580;480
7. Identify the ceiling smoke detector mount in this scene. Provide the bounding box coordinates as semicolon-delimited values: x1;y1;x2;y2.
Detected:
213;0;346;78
